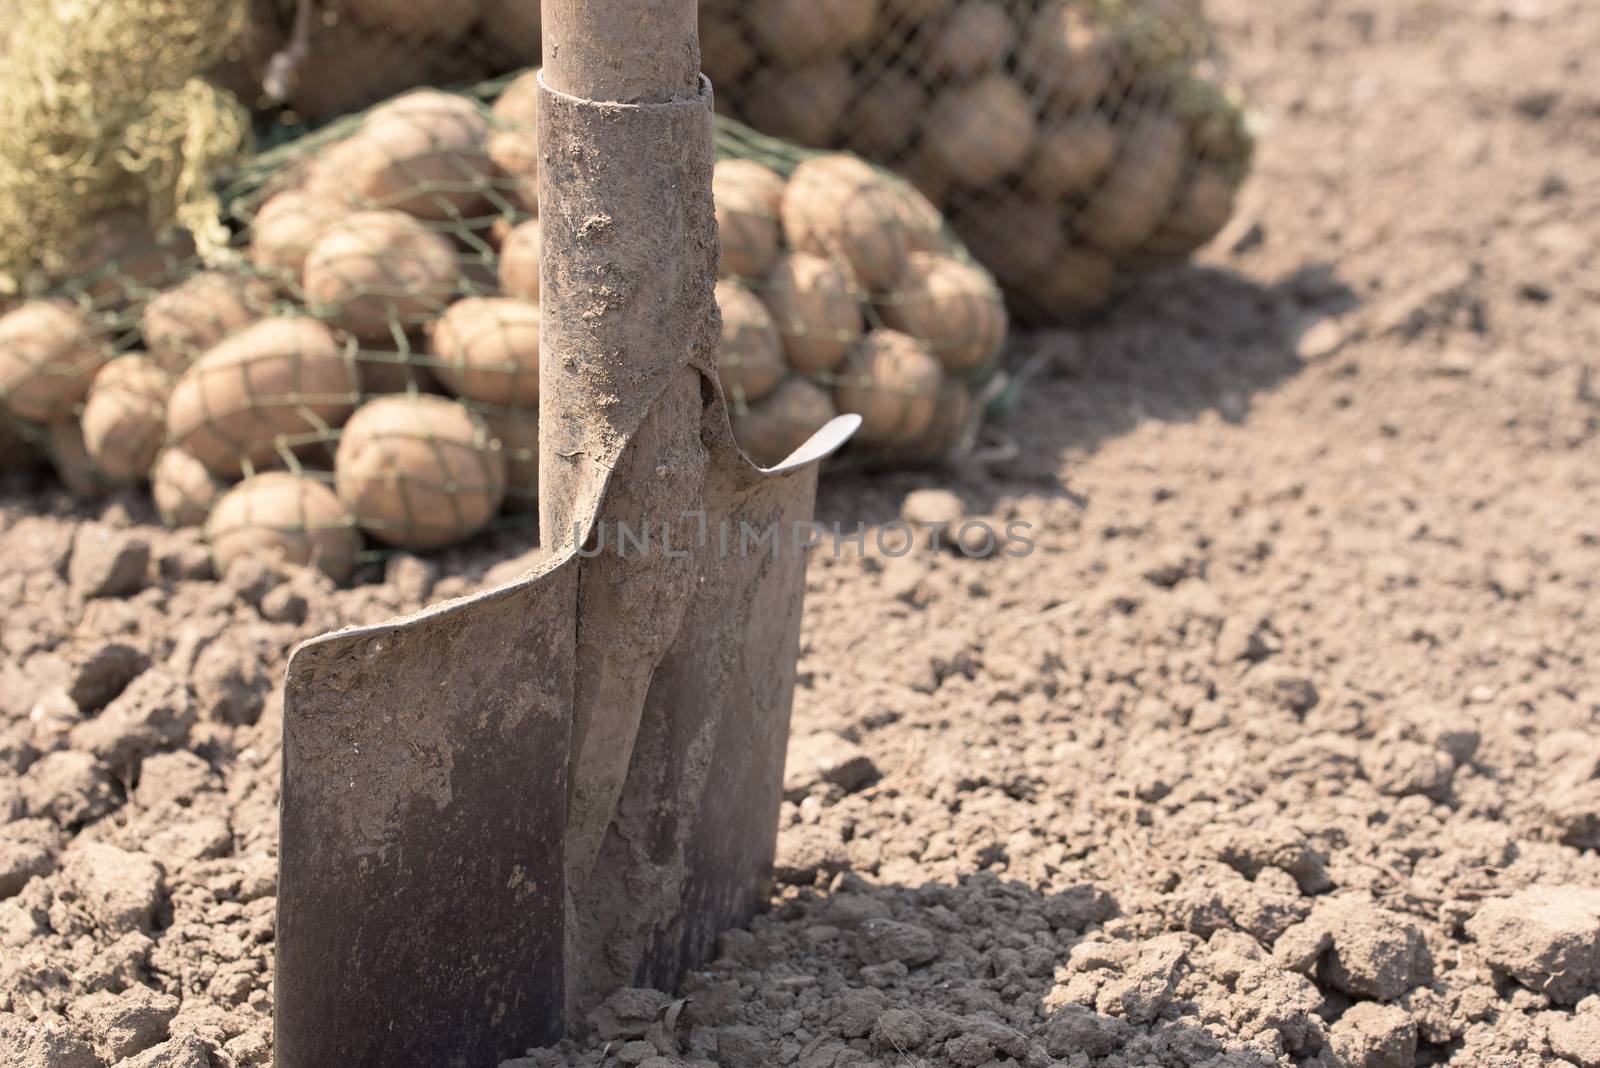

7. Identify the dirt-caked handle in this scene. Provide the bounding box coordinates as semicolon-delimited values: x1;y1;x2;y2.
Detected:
543;0;701;104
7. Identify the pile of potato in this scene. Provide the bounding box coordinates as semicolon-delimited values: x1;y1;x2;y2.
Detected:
0;72;1005;582
714;150;1006;466
699;0;1253;321
211;0;1244;322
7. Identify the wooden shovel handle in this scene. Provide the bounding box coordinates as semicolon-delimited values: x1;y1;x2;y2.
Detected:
542;0;701;105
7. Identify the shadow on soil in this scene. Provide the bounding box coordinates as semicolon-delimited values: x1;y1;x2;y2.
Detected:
817;261;1360;529
653;871;1322;1065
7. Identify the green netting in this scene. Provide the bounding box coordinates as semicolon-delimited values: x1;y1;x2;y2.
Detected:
0;73;1006;581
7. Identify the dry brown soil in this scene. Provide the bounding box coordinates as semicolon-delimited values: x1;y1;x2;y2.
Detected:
3;0;1600;1065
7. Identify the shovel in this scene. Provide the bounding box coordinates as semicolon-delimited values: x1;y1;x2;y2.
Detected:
273;2;857;1064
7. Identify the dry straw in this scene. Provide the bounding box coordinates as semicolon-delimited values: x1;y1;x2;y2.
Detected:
0;0;251;295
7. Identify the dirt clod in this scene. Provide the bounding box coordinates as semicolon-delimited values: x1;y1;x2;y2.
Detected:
1328;1001;1417;1068
67;984;179;1063
67;525;150;600
783;732;878;799
60;843;164;936
1467;886;1600;1006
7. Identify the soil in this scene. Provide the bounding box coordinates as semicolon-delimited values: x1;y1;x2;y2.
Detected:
3;0;1600;1066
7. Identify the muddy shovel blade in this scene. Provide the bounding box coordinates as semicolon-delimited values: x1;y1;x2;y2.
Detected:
276;563;578;1068
274;417;854;1068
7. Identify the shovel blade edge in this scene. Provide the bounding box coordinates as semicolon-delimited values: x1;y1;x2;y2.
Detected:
275;561;578;1068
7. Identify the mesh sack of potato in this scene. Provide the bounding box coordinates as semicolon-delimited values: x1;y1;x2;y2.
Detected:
699;0;1253;323
2;72;1002;579
217;73;1002;480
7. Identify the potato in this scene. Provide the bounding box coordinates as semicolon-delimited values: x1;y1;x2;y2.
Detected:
0;300;107;424
429;297;541;407
714;160;785;280
496;218;543;303
152;447;228;528
302;210;462;339
1016;2;1121;112
783;154;910;293
952;195;1064;292
745;0;878;68
208;472;360;583
1137;163;1239;259
485;410;538;513
1076;113;1187;254
81;355;169;481
142;272;270;375
1025;246;1118;318
716;280;786;407
282;17;431;121
488;71;540;214
45;421;113;501
921;75;1037;188
761;252;864;374
884;178;952;256
1024;114;1118;198
880;253;1007;373
345;0;483;40
742;60;853;148
1180;84;1253;170
248;191;345;280
701;16;756;86
344;91;493;221
880;0;945;24
926;0;1015;81
729;377;837;468
0;412;39;472
357;338;438;395
335;394;506;548
844;70;928;162
832;330;944;446
167;317;359;478
896;380;975;461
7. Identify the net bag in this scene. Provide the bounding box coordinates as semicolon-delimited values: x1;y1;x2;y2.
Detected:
0;72;1007;582
700;0;1252;322
206;1;1244;325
